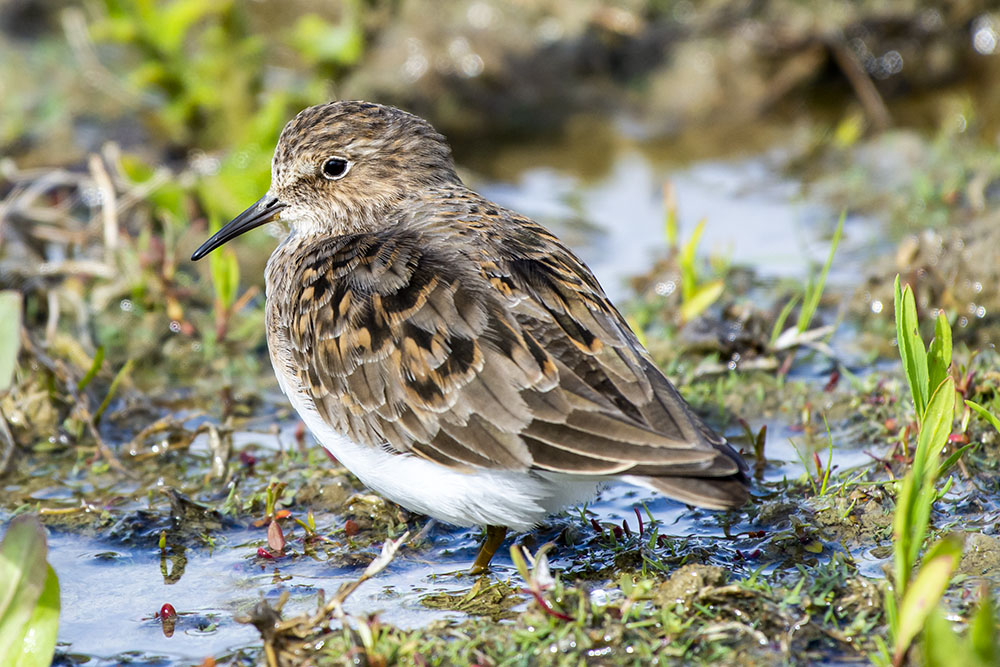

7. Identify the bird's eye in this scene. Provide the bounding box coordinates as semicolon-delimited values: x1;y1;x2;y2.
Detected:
321;157;351;180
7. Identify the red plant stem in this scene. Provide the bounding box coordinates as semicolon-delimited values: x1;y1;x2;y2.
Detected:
523;588;572;621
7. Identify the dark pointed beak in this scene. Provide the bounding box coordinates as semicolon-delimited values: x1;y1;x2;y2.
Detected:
191;195;287;261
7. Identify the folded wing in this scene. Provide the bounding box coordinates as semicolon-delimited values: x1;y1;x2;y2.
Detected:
281;211;748;510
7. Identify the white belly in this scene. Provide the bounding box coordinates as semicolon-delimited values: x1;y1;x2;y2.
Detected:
277;374;600;531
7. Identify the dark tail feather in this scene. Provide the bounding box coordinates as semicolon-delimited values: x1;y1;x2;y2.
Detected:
637;475;749;510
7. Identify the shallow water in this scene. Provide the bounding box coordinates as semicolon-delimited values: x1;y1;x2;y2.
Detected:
475;138;887;303
33;124;899;662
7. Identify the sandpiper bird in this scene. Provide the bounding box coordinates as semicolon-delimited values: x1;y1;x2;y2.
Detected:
192;101;749;572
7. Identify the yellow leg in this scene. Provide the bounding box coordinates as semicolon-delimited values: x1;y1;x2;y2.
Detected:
469;525;507;574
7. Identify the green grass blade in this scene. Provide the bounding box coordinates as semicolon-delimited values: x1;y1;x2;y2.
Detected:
663;183;678;249
94;359;135;424
796;211;843;333
769;294;800;348
76;345;106;392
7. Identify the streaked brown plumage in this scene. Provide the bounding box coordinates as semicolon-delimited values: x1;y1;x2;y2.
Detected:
192;101;749;572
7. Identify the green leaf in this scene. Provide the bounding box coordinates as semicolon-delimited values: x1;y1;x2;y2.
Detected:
921;606;964;667
936;443;973;480
927;311;952;394
894;534;963;664
209;247;241;311
894;276;929;418
967;400;1000;435
159;0;232;55
893;377;956;593
0;291;22;393
893;471;917;594
679;219;707;302
663;186;678;249
0;516;59;666
13;566;59;667
289;13;364;66
906;378;956;573
833;112;865;148
912;378;957;484
679;279;723;323
969;590;998;666
884;583;899;637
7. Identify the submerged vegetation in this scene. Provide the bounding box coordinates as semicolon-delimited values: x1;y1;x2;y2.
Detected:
2;0;1000;665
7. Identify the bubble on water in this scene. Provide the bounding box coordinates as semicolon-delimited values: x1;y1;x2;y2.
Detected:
959;316;969;328
467;2;494;29
402;53;428;82
973;16;998;54
169;320;182;333
974;281;983;293
976;306;986;318
727;353;740;371
120;299;133;312
536;17;563;42
870;300;883;314
189;150;220;176
590;589;609;606
877;50;903;78
80;186;102;207
655;280;676;296
460;54;484;78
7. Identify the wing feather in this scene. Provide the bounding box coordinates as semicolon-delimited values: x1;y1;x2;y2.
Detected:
275;204;748;511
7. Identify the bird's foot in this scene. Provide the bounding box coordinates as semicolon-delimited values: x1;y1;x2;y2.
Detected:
469;525;507;574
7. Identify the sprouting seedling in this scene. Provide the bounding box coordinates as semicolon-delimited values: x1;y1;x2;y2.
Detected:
770;212;844;352
510;544;572;621
678;218;725;323
875;275;999;667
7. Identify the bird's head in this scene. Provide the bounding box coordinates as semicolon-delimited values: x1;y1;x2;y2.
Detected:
192;101;459;260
